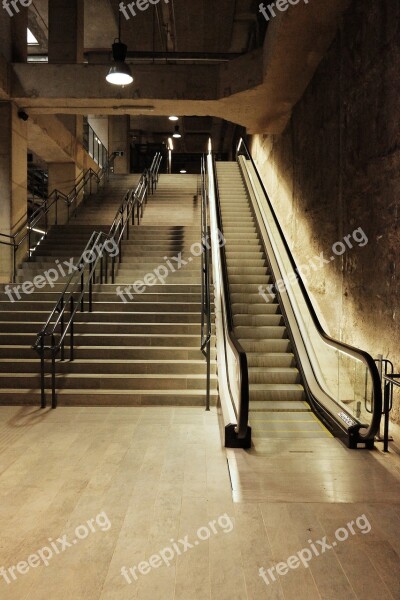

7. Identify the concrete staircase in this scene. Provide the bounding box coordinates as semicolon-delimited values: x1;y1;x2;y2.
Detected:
216;162;329;439
0;174;217;406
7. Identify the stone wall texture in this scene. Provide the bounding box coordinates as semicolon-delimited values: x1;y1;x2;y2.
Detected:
250;0;400;430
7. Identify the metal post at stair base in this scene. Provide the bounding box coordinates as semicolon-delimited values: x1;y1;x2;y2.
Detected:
89;274;93;312
40;336;46;409
70;297;74;362
80;272;84;312
206;339;211;412
51;338;57;409
12;245;17;284
60;297;65;361
384;382;390;453
104;253;108;284
111;256;115;284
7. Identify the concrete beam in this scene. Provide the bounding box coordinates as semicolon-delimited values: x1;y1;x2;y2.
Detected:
10;0;351;134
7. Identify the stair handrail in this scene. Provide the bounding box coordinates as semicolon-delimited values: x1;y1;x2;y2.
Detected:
148;151;162;193
236;137;382;444
0;153;117;282
33;154;161;409
200;155;212;411
106;170;151;283
207;149;250;442
33;230;111;409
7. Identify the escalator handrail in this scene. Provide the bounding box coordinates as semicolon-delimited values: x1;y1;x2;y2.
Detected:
211;155;250;440
237;138;382;440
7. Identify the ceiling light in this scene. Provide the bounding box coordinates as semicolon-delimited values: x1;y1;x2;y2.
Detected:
172;125;181;139
169;116;179;121
180;169;187;174
106;40;133;86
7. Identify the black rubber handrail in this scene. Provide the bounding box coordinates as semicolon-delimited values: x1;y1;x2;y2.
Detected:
237;138;382;443
211;155;250;440
200;155;212;411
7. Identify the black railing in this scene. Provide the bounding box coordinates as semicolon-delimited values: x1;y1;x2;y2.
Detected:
33;153;162;408
207;151;250;444
105;171;150;284
375;358;396;452
33;231;111;408
237;137;382;447
200;156;211;411
149;152;162;193
28;168;48;211
0;153;116;283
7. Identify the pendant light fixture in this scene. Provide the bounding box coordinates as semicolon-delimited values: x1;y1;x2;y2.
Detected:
172;125;182;139
106;12;133;86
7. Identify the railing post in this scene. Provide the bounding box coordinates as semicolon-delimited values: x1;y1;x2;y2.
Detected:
40;336;46;409
13;244;17;284
383;382;390;453
80;271;84;312
60;297;65;361
70;297;74;361
51;336;57;409
89;272;93;312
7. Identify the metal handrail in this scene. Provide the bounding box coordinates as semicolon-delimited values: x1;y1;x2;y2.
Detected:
374;358;395;452
149;152;162;193
106;171;150;284
237;137;382;445
0;153;116;282
200;155;212;411
33;154;161;408
208;153;250;441
33;231;110;408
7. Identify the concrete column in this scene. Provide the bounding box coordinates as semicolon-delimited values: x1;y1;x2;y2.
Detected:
0;102;28;283
47;162;80;225
48;1;84;210
11;5;28;62
109;116;130;174
48;0;84;64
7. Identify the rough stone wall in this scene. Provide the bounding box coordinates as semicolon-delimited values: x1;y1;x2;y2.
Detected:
250;0;400;430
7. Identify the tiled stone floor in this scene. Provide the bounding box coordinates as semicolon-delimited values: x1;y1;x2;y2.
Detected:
0;406;399;599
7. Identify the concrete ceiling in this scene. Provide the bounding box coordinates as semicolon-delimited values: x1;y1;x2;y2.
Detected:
17;0;351;136
28;0;259;55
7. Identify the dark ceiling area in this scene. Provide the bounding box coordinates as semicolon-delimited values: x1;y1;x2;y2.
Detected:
27;1;254;171
130;115;244;174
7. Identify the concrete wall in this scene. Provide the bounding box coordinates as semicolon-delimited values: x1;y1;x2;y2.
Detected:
250;0;400;432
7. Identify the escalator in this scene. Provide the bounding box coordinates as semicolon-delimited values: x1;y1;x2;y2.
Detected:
206;140;382;449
